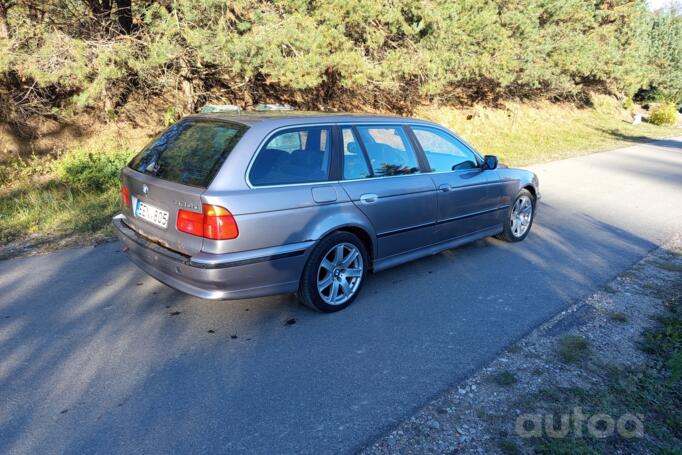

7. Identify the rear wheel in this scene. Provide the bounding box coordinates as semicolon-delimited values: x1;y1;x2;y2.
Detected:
496;189;536;242
298;231;368;312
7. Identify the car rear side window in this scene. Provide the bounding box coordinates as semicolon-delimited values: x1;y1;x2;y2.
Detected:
355;126;420;177
412;126;479;172
341;127;371;180
128;120;247;188
250;126;332;186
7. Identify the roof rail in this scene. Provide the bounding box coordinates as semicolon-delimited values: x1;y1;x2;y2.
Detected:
254;103;295;112
199;104;241;114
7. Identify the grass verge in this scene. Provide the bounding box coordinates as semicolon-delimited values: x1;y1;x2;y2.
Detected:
525;283;682;454
417;97;681;166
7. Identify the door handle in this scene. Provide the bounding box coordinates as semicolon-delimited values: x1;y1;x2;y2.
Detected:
359;193;379;204
438;184;452;192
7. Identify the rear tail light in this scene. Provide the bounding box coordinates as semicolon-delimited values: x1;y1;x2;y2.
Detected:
202;205;239;240
176;208;204;237
121;185;130;209
176;204;239;240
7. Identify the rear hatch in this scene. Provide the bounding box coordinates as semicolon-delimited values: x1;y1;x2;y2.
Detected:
121;118;247;256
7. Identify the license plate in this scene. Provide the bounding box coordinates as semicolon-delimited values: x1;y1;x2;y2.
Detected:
133;197;169;228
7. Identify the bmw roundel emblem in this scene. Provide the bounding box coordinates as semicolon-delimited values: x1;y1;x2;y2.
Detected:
142;184;149;196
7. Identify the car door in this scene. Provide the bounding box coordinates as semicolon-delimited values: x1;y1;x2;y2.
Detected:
338;125;438;259
409;125;502;242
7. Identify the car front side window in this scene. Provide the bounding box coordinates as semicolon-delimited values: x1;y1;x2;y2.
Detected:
412;127;479;172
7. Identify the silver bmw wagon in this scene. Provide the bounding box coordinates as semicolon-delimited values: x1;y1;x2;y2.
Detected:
113;112;539;312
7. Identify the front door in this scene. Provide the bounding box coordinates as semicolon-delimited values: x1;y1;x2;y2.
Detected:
338;125;438;259
409;126;502;242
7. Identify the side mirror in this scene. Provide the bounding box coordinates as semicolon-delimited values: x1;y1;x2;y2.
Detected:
483;155;498;170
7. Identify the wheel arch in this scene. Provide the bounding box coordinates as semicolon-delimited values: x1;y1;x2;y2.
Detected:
523;184;538;200
314;223;376;266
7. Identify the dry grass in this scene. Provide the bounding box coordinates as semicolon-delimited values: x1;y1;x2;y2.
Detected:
416;97;681;166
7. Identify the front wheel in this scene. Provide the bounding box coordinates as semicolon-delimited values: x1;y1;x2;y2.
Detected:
297;231;369;312
496;189;536;242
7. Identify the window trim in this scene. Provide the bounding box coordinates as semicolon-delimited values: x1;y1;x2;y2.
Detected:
406;125;484;174
246;124;335;188
245;122;481;189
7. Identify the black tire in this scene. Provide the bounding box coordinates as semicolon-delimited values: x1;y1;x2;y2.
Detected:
496;189;536;242
298;231;369;313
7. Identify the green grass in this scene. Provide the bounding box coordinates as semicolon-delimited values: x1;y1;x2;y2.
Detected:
490;371;519;387
0;145;134;253
655;260;682;273
498;438;521;455
513;282;682;454
609;311;629;323
557;335;591;364
0;181;120;245
507;344;522;354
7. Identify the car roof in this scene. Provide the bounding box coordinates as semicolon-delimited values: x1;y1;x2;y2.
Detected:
186;111;436;128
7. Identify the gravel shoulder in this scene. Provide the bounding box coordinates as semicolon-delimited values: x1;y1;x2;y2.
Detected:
361;234;682;455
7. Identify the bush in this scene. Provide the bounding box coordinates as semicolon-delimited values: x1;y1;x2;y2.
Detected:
648;102;679;126
55;148;132;192
622;97;635;112
557;335;591;363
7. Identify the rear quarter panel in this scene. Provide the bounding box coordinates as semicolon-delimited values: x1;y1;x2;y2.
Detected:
201;183;376;256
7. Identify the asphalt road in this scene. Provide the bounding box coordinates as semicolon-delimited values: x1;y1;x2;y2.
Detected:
1;137;682;454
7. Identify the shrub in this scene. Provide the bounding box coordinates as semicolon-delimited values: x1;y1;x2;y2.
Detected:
55;148;132;192
622;97;635;112
557;335;591;363
490;371;518;386
590;94;621;115
648;102;679;126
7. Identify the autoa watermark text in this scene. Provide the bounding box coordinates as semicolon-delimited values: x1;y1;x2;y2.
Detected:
515;407;644;439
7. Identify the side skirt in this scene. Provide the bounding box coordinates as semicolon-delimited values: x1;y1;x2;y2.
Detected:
372;225;503;273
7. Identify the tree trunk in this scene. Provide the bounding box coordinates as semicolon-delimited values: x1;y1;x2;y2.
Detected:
0;2;10;39
0;17;8;40
87;0;112;24
116;0;132;34
179;60;195;113
181;77;195;113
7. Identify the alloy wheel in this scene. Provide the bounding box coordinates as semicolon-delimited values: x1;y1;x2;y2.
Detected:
316;242;364;305
510;195;533;238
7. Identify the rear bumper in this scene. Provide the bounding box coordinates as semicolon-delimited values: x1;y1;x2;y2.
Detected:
112;214;311;300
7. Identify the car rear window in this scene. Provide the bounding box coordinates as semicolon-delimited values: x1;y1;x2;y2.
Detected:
128;119;247;187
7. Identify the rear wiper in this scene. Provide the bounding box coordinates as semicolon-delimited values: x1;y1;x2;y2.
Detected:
145;161;161;176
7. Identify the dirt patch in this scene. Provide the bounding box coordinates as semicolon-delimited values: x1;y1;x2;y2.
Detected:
362;235;682;454
0;231;114;261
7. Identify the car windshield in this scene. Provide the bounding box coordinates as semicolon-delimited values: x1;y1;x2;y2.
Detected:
128;119;247;187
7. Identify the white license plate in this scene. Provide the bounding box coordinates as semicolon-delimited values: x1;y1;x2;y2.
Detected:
133;197;169;228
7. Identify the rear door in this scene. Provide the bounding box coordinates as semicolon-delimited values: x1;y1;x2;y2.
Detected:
338;125;438;259
409;125;501;241
122;119;246;255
